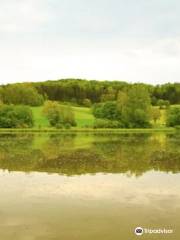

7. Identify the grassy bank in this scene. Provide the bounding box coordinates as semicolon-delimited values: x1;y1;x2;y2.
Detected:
0;127;175;133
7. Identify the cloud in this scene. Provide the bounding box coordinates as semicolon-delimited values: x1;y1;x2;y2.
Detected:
0;0;50;33
0;0;180;84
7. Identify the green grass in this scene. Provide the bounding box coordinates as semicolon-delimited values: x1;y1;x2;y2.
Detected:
31;104;95;128
31;106;49;128
71;106;95;127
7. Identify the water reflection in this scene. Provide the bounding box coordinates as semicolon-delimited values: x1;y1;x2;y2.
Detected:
0;133;179;176
0;133;180;239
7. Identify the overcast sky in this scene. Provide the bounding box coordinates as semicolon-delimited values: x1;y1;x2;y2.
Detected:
0;0;180;84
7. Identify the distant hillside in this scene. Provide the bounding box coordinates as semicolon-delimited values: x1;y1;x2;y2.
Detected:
0;79;180;106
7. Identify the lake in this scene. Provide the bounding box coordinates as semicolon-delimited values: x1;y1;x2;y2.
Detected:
0;132;179;239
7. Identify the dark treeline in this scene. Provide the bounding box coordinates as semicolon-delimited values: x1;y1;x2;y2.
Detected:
34;79;129;104
34;79;180;105
0;79;179;106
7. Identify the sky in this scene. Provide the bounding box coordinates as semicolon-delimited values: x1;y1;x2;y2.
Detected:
0;0;180;85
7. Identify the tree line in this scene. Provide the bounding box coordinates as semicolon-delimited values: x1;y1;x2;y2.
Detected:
0;79;180;106
35;80;180;106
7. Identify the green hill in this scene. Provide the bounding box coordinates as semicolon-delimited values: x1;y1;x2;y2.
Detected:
31;105;95;128
72;106;95;127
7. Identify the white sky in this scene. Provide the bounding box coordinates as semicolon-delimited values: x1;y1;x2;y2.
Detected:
0;0;180;84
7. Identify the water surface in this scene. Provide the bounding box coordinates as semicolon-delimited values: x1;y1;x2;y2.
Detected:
0;133;179;239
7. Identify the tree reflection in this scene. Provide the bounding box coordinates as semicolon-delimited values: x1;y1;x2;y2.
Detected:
0;133;179;177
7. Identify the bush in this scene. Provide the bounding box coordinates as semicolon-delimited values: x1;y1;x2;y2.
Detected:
61;105;77;126
157;99;170;109
43;101;63;126
43;101;76;127
55;122;71;129
64;123;71;129
92;103;103;118
92;101;120;120
94;119;123;128
166;107;180;127
0;105;33;128
151;107;161;123
83;98;92;107
1;84;44;106
132;109;151;128
15;106;34;127
55;123;64;129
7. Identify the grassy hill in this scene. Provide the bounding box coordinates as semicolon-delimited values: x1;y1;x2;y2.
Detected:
31;104;180;129
31;105;95;128
72;106;95;127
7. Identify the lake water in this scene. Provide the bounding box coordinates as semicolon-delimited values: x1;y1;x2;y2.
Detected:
0;132;179;240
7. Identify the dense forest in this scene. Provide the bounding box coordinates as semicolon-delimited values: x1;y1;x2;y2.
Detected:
0;79;180;106
35;80;180;105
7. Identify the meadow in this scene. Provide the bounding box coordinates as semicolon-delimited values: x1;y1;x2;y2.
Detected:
31;104;95;129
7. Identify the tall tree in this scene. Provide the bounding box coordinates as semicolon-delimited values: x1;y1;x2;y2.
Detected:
122;85;151;128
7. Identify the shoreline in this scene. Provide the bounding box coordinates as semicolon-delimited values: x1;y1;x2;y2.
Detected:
0;127;175;133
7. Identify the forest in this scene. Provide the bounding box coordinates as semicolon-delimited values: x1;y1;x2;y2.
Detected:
0;79;179;129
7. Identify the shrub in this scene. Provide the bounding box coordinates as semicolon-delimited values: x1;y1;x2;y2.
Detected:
157;99;170;109
94;119;123;129
92;101;120;120
43;101;76;127
15;105;34;127
43;101;63;126
1;84;44;106
133;109;151;128
166;107;180;127
61;105;77;126
64;123;71;129
92;103;103;118
83;98;92;107
151;107;161;123
55;123;64;129
0;105;33;128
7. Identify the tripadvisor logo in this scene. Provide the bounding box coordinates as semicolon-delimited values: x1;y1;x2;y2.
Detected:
135;227;143;236
134;226;173;236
